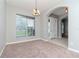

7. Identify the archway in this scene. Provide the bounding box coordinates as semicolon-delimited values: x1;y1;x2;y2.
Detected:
47;7;68;48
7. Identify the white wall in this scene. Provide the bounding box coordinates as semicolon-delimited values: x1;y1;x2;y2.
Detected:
66;0;79;51
58;18;62;38
6;5;16;43
6;5;42;43
0;0;6;53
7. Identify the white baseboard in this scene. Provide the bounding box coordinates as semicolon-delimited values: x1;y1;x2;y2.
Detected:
0;46;6;57
6;38;42;45
68;48;79;54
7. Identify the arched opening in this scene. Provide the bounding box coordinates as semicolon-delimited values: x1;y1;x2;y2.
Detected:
47;7;68;48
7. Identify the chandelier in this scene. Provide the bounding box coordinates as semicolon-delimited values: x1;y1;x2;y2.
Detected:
32;0;40;16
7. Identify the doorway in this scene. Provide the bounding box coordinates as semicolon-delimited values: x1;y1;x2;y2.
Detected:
61;17;68;38
48;7;68;48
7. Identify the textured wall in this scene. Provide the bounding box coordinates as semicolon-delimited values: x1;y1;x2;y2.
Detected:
0;0;6;53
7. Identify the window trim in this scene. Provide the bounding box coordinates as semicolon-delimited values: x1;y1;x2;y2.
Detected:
16;14;35;19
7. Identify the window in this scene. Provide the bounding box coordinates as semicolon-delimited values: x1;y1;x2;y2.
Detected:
16;14;35;37
48;19;51;36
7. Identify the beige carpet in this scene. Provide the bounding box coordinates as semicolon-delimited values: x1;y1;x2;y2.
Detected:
1;40;79;58
50;38;68;48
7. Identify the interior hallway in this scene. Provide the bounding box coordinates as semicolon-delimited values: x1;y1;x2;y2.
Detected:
1;40;79;58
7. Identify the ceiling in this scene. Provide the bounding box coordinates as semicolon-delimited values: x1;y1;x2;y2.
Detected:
6;0;62;14
53;7;68;16
50;7;68;18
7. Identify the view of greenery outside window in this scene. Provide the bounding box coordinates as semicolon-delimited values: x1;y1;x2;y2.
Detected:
16;15;35;37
